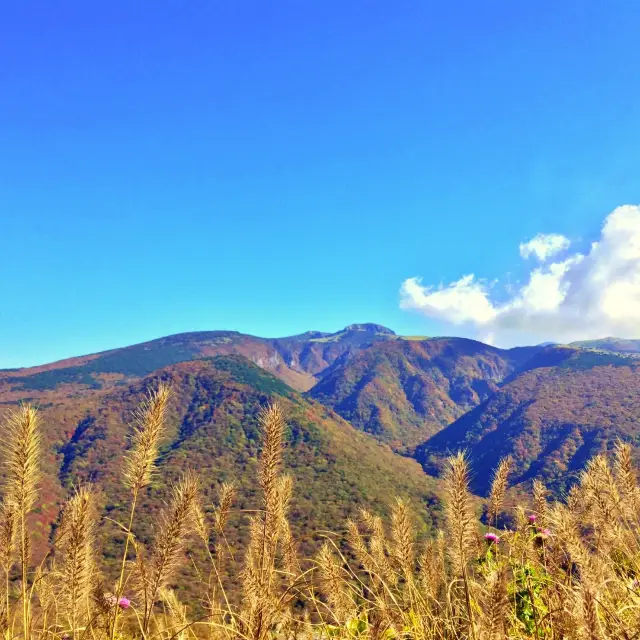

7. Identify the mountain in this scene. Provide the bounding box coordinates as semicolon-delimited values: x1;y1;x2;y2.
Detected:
0;323;399;399
6;322;640;533
570;337;640;354
414;346;640;495
307;337;541;450
0;354;442;601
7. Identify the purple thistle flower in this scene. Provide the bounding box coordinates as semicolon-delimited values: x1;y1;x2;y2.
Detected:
118;596;131;610
528;514;537;524
540;529;552;538
484;532;500;544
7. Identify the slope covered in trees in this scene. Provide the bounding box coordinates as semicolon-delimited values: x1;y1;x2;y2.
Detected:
0;355;442;602
308;338;540;450
415;347;640;495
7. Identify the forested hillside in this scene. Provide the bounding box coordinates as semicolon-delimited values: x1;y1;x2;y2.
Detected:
0;354;442;602
415;347;640;495
308;337;540;450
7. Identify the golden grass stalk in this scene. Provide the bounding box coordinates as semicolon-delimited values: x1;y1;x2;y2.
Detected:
477;567;507;640
198;482;236;640
442;451;476;639
580;456;624;552
241;516;268;625
391;498;415;584
443;452;475;576
214;482;236;539
418;529;446;617
549;503;608;594
139;469;201;634
577;586;602;640
194;504;209;550
0;498;16;635
487;456;512;526
2;404;41;640
275;475;298;577
360;509;394;586
113;382;171;638
32;566;56;639
160;587;193;640
257;403;285;551
122;382;172;495
532;479;548;527
613;440;640;522
315;542;355;625
241;402;295;640
55;485;98;637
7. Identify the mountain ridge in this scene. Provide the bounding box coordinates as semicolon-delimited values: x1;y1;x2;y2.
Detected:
0;324;402;396
7;325;640;379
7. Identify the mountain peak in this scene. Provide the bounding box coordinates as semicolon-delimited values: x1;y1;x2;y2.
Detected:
343;323;396;335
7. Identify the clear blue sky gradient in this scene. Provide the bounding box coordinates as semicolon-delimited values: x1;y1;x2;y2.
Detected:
2;1;640;367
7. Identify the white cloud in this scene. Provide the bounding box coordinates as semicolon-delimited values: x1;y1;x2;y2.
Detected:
400;205;640;346
400;275;497;325
519;233;570;260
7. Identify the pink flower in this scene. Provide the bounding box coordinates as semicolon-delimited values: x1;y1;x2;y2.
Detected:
540;529;552;538
484;532;500;544
528;514;537;524
118;597;131;610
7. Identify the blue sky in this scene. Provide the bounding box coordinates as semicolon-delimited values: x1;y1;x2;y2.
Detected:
2;1;640;367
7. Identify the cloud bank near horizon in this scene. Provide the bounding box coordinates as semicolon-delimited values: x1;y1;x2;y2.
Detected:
400;205;640;346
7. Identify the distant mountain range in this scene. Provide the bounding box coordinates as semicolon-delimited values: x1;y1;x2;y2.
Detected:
2;322;640;582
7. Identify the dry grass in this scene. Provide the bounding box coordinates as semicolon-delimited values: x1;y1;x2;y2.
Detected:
1;388;640;639
2;404;40;640
55;486;98;636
